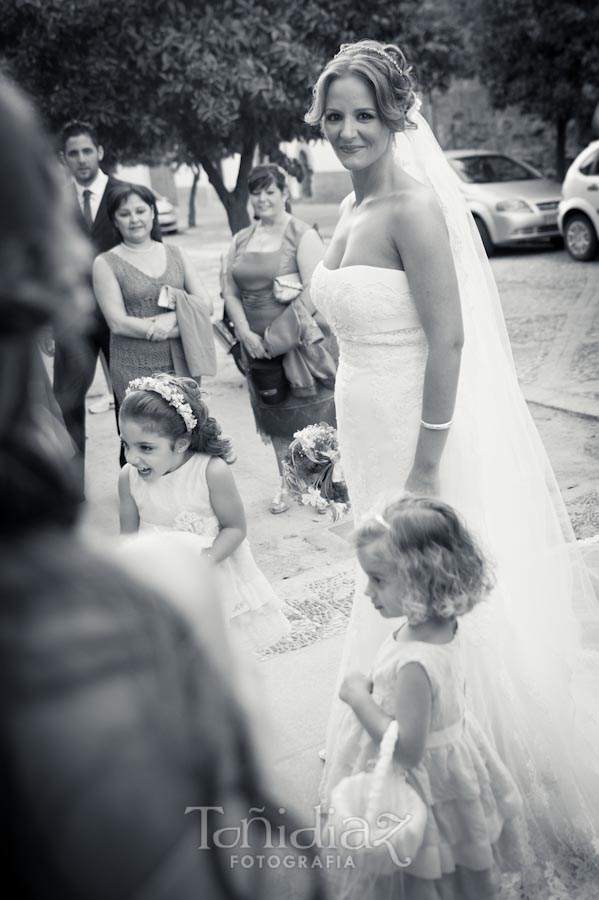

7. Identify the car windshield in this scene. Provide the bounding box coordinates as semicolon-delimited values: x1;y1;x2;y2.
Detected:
579;148;599;176
449;155;540;184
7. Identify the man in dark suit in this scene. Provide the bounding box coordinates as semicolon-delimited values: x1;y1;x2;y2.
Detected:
54;120;121;486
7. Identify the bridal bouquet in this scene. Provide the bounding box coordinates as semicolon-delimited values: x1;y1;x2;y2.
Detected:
283;423;350;521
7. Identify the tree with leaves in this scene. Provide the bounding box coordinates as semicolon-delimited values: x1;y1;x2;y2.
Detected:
460;0;599;178
1;0;469;232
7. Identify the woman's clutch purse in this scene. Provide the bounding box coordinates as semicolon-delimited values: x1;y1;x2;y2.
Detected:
273;272;303;303
157;285;177;309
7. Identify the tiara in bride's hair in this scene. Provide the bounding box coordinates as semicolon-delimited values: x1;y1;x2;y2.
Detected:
335;43;404;77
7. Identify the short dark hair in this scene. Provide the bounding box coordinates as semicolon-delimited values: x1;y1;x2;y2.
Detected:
107;182;162;242
248;164;292;214
248;163;287;195
120;374;235;460
61;119;101;151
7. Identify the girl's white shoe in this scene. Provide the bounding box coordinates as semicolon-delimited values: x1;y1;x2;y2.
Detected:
270;479;290;514
88;395;115;414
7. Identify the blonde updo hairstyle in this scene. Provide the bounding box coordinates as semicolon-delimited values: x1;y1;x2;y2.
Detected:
354;495;494;625
305;39;417;133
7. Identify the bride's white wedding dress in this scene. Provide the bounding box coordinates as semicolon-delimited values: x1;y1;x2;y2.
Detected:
312;258;599;894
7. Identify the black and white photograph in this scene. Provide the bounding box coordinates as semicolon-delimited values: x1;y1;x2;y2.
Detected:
1;1;599;898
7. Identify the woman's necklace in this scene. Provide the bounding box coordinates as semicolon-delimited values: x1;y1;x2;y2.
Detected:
121;240;156;254
250;217;287;250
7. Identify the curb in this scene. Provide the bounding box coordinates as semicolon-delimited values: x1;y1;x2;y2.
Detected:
525;388;599;421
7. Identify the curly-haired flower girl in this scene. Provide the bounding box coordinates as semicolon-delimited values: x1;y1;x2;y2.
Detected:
326;495;522;899
118;373;290;651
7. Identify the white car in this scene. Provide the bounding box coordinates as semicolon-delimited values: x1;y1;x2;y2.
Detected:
558;141;599;261
152;190;178;234
445;150;562;256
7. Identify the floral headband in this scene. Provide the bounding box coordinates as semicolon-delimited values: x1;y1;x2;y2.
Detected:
125;376;198;432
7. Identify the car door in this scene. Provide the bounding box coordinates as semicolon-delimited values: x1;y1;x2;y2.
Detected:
578;147;599;226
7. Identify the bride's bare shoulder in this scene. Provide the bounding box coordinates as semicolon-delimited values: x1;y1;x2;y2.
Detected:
385;182;448;252
339;191;356;216
389;180;442;223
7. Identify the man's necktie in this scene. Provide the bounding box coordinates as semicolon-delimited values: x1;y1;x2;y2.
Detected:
82;189;93;230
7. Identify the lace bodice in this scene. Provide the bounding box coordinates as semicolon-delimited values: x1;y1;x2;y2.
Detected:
311;262;421;344
310;263;427;522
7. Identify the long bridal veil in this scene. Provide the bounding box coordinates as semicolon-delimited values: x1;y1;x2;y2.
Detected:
389;109;599;892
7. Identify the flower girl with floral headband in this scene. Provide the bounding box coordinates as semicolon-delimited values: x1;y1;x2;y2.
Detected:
118;373;290;651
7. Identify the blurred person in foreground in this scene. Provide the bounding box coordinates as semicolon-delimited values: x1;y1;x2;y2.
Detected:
0;77;323;900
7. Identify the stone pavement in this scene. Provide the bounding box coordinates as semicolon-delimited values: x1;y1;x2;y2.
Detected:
491;247;599;420
79;199;598;826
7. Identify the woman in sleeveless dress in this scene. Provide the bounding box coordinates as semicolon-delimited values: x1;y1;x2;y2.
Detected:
93;182;210;405
222;164;337;513
307;40;599;897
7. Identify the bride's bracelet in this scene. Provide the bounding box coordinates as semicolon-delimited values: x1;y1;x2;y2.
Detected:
421;418;453;431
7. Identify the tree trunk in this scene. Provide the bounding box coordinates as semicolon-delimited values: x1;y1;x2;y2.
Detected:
227;134;257;233
225;191;251;233
197;150;254;234
556;117;568;181
188;164;200;227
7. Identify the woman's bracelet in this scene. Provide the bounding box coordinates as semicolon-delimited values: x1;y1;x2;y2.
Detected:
421;418;453;431
232;319;249;335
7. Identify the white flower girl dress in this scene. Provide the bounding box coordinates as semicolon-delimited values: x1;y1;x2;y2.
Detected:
128;452;290;651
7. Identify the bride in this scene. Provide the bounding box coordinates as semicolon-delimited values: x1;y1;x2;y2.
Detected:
308;39;599;895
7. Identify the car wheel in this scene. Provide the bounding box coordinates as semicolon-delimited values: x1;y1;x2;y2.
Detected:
564;213;599;261
474;217;495;257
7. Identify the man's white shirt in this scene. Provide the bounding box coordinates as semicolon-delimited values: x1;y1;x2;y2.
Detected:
74;169;108;223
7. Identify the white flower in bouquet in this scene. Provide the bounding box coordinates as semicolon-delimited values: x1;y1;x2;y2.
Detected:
283;423;350;521
294;423;320;452
301;486;329;511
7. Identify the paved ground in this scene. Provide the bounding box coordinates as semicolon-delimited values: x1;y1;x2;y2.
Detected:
77;198;598;826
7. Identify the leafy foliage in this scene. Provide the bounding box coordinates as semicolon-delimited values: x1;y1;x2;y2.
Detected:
460;0;599;176
1;0;470;231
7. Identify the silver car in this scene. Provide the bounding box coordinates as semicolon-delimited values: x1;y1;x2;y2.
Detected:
444;150;562;255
